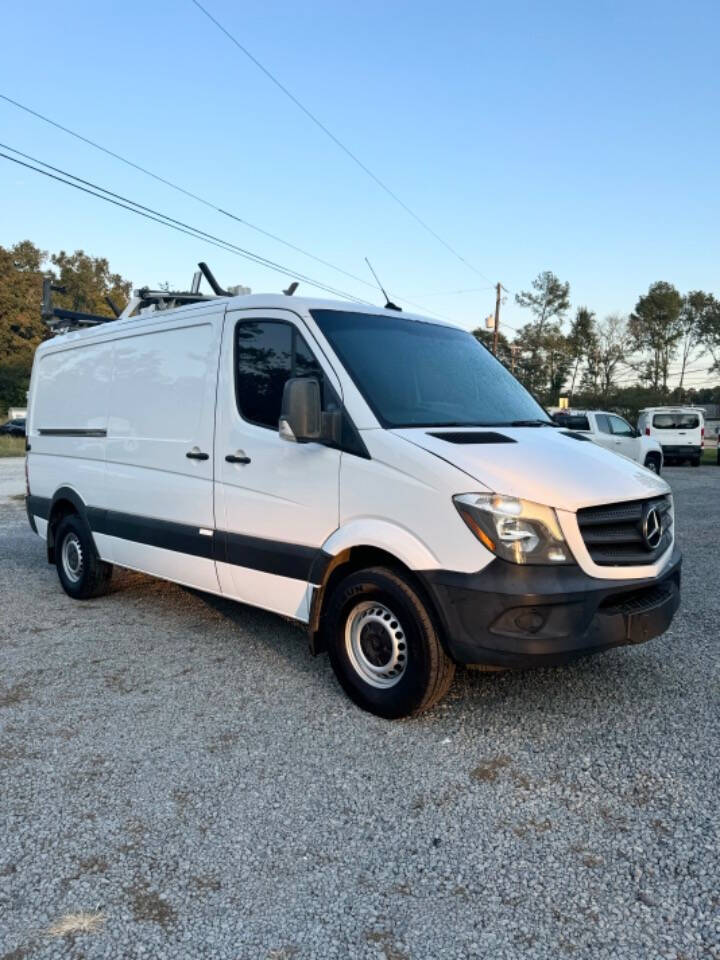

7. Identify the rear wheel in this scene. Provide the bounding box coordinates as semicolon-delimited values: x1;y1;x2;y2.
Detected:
55;514;113;599
325;566;455;719
644;453;661;475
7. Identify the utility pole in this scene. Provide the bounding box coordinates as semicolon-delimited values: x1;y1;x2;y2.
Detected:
492;282;502;355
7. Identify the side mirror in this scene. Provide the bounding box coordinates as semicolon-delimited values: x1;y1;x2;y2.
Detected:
279;378;322;443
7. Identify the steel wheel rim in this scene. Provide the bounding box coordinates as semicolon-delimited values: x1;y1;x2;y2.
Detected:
345;600;408;689
646;460;658;473
61;532;84;584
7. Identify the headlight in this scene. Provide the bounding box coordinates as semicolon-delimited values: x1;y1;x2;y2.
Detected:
453;493;572;565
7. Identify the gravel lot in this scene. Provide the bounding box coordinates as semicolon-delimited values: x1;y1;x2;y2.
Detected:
1;457;718;960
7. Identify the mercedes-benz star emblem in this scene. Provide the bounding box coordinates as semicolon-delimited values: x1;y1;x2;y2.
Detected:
642;506;662;550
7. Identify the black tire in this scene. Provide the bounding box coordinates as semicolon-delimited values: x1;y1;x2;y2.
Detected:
55;513;113;599
691;458;701;468
325;566;455;719
644;453;662;475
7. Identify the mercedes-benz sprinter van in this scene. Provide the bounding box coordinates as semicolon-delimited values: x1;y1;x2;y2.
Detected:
25;295;681;717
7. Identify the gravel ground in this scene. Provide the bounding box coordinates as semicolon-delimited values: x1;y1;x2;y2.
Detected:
1;458;718;960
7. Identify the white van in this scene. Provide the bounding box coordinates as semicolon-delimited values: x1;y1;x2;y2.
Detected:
637;407;705;467
25;292;682;717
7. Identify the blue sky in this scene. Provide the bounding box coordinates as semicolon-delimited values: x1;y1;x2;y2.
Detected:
1;0;718;375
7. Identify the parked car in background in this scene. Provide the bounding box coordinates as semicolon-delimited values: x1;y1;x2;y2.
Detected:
552;410;663;474
0;417;26;437
637;407;705;467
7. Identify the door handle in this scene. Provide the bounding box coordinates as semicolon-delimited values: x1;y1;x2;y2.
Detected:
226;452;251;465
186;447;209;460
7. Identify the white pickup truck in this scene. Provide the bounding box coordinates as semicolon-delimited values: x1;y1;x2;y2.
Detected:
553;410;664;474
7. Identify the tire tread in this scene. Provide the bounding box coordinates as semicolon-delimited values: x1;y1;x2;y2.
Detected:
328;565;455;717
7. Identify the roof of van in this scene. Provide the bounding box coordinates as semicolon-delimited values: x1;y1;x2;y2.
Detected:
639;406;706;414
36;292;460;352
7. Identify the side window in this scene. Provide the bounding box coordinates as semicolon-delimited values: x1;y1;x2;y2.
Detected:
595;414;612;434
235;320;326;429
609;415;634;437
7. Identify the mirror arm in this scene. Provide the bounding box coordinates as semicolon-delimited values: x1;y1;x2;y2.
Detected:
321;410;342;445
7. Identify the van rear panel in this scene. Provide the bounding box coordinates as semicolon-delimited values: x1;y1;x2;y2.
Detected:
646;411;703;459
27;339;113;516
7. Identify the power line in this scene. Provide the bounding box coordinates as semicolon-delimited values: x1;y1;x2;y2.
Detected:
0;146;380;303
189;0;495;285
0;93;450;318
405;285;496;298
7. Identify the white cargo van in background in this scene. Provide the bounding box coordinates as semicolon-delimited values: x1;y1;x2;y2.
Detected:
637;407;705;467
25;281;682;717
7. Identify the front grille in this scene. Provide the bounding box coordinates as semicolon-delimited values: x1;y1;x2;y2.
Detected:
577;495;673;566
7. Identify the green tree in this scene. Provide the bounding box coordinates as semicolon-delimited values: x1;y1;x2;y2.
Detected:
51;250;131;318
676;291;715;388
515;271;570;334
513;323;548;397
693;292;720;375
544;325;573;401
567;306;597;400
596;314;628;397
628;282;684;391
0;240;50;413
511;323;571;403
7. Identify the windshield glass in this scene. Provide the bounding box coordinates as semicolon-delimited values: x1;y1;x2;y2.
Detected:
311;309;550;428
652;413;700;429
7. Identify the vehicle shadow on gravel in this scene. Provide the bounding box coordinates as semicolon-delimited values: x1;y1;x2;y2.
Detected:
178;578;669;720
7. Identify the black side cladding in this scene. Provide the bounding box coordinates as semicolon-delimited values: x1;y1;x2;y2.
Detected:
27;495;332;583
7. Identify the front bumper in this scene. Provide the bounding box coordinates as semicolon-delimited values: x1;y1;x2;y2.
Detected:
419;547;681;668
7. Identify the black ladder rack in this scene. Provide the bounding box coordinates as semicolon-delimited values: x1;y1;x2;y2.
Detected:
41;279;113;331
40;262;229;332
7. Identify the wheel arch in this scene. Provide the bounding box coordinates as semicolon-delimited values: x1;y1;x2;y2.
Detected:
308;543;450;660
46;486;90;563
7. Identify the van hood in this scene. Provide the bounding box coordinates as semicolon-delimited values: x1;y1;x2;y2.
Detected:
391;426;669;512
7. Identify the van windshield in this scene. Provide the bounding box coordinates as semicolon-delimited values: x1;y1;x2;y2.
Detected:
311;309;551;429
652;413;700;429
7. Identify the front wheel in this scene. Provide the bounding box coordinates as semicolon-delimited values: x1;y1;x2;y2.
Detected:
644;453;661;475
325;567;455;719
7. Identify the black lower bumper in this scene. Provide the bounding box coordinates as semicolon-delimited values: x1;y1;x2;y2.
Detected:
419;548;682;668
661;444;700;460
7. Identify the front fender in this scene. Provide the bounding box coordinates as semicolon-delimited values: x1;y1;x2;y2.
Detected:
321;518;440;571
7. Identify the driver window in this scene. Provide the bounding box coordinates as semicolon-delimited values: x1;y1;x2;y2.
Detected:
235;320;325;429
595;414;612;434
609;415;634;437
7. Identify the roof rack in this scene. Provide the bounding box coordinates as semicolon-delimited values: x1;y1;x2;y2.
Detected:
129;262;229;313
41;262;232;332
41;279;114;332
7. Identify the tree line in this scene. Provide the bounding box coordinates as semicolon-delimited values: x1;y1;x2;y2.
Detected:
2;240;719;421
473;270;720;418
